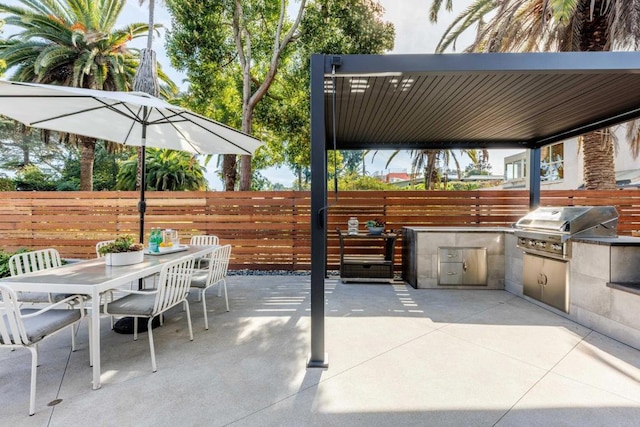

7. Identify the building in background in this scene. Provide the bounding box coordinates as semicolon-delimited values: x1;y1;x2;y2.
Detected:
503;125;640;190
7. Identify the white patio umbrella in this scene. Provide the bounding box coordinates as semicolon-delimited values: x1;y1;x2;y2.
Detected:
0;80;263;242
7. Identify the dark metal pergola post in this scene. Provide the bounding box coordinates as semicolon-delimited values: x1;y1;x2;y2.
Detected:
529;148;541;209
308;54;329;368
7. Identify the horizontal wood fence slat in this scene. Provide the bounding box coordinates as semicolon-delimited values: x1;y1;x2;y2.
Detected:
0;190;638;270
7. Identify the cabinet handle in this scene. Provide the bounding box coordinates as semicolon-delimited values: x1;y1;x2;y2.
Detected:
462;260;467;272
447;272;456;275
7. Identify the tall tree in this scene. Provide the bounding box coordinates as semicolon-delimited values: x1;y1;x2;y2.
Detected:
276;0;395;188
167;0;307;191
0;0;149;190
429;0;640;189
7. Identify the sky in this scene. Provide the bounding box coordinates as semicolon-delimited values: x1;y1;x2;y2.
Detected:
4;0;521;188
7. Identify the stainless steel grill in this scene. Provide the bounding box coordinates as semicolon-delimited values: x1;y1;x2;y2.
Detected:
514;206;618;314
514;206;618;259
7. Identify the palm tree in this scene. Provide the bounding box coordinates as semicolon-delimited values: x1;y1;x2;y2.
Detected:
116;148;207;191
429;0;640;189
0;0;149;190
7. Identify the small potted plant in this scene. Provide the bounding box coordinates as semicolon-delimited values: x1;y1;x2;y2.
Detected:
366;219;385;235
98;235;145;266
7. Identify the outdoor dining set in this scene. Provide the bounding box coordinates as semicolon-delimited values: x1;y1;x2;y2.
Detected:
0;235;231;416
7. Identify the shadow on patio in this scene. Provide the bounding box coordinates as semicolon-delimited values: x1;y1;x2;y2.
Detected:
2;275;640;426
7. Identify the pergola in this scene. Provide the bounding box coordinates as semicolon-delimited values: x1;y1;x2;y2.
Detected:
308;52;640;367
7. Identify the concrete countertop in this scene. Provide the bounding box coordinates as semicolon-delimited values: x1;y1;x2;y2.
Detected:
573;236;640;246
403;226;514;233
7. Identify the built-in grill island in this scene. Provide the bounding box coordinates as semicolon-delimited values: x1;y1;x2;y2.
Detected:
514;206;619;313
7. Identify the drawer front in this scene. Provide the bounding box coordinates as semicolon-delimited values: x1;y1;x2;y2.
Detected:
438;262;463;285
342;263;393;279
439;248;463;261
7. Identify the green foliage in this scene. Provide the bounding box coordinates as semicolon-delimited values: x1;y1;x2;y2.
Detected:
0;176;15;191
0;0;150;90
331;172;398;190
272;0;395;184
14;164;57;191
97;235;143;255
366;218;385;227
116;148;207;191
59;141;127;191
431;0;640;54
0;0;176;191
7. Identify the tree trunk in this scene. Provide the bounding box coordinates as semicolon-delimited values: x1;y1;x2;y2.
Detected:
582;132;616;190
79;137;96;191
578;1;616;190
425;150;438;190
239;94;253;190
223;154;237;191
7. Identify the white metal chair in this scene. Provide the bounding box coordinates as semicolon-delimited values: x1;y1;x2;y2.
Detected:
9;248;85;349
9;248;65;304
0;285;85;415
190;244;231;330
189;235;219;268
104;255;196;372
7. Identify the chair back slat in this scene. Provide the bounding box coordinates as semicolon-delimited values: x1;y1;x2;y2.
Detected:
95;240;115;258
190;235;219;247
0;285;28;345
154;256;195;314
207;245;232;286
9;248;62;277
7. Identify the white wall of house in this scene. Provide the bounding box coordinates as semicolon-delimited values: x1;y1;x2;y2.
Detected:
503;124;639;190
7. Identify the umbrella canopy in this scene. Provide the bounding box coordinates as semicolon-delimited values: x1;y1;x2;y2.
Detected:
0;80;264;243
0;80;262;155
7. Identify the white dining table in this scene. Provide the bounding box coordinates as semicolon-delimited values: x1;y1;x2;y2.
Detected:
0;244;214;389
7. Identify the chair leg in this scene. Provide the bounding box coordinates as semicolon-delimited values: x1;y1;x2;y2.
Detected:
70;326;76;352
147;317;157;372
201;289;209;330
133;318;138;341
222;279;229;312
28;346;37;416
184;300;194;341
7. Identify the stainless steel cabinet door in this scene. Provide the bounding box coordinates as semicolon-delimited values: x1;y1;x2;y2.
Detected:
540;258;569;313
461;248;487;285
523;253;568;313
523;253;544;300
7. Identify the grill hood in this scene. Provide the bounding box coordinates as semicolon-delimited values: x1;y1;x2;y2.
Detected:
514;206;618;238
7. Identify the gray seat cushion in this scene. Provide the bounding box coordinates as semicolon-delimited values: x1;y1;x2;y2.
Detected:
190;270;209;289
106;293;157;316
0;308;81;345
17;292;79;304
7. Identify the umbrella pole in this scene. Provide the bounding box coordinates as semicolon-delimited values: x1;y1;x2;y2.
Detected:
115;118;160;334
138;121;147;245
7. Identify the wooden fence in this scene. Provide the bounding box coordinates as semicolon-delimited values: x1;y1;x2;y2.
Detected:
0;190;639;270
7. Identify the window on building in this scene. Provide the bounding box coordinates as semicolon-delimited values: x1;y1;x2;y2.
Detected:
540;142;564;182
505;158;526;181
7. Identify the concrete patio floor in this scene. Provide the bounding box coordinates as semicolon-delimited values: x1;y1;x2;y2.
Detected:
3;275;640;426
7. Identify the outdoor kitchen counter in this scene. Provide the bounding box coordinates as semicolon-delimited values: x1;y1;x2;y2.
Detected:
402;227;511;289
572;236;640;245
568;235;640;350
